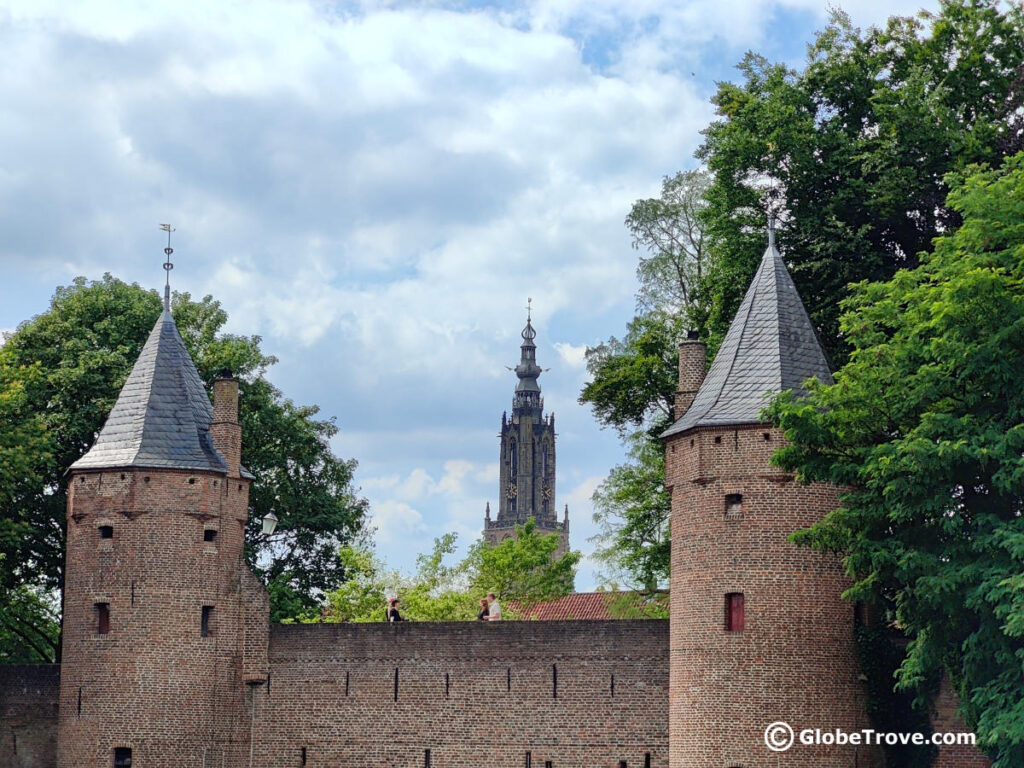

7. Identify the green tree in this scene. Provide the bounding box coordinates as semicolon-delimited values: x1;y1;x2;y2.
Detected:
626;169;712;315
0;581;60;664
579;171;712;589
0;275;368;638
324;520;580;622
697;1;1024;365
768;154;1024;766
467;518;579;615
590;433;670;592
325;538;478;623
580;311;681;441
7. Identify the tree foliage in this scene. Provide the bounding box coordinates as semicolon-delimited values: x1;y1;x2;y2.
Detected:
0;580;59;664
580;0;1024;597
590;434;670;592
578;168;713;590
580;311;682;441
697;0;1024;365
324;520;580;622
626;169;712;314
0;275;368;638
768;154;1024;766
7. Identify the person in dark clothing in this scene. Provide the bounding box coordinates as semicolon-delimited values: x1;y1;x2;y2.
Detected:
477;597;489;621
387;597;404;622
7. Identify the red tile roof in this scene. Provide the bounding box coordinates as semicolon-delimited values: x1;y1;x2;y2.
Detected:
508;592;623;620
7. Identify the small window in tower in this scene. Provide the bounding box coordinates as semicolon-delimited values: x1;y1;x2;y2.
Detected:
99;525;113;539
725;593;744;632
203;529;218;543
96;603;110;635
725;494;743;519
201;606;215;637
113;747;132;767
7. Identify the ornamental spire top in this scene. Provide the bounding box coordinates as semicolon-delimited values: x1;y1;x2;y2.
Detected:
512;300;542;415
160;223;175;312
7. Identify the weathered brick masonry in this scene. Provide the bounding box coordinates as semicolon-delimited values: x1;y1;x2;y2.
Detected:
254;621;668;768
0;665;58;768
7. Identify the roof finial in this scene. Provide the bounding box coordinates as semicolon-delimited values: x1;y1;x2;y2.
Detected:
767;212;776;250
526;297;532;323
160;223;175;311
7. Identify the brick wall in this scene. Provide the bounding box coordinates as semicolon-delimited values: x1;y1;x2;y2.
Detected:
253;620;668;768
58;467;253;768
665;424;877;768
0;665;58;768
932;674;991;768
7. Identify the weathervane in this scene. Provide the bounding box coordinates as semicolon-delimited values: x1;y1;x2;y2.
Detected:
159;223;175;310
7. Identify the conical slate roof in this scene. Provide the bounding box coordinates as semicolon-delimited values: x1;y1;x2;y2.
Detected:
662;240;832;438
70;308;228;473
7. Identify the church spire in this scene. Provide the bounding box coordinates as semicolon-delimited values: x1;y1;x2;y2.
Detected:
513;298;543;415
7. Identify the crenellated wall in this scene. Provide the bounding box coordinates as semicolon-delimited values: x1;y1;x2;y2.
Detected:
253;620;668;768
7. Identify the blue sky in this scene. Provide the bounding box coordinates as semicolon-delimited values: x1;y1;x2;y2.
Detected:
0;0;937;589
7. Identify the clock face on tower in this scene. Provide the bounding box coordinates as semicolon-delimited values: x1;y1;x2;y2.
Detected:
542;486;552;499
506;484;518;498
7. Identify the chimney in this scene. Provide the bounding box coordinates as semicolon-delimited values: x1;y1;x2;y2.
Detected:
211;369;241;478
675;330;706;420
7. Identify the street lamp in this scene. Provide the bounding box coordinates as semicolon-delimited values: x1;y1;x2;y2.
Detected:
261;510;279;536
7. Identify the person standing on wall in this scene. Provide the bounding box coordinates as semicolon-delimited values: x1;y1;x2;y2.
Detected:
387;597;404;622
485;593;502;621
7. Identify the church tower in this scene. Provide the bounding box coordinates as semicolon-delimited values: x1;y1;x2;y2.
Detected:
57;254;269;767
484;305;569;557
662;225;874;767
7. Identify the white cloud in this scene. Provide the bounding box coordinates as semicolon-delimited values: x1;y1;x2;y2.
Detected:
396;468;436;501
554;341;588;369
565;475;604;507
0;0;948;588
369;499;427;545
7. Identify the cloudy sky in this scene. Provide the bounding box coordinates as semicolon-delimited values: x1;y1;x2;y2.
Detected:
1;0;936;589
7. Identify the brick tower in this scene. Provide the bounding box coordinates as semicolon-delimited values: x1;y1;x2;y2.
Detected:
662;227;874;767
484;303;568;557
57;271;269;766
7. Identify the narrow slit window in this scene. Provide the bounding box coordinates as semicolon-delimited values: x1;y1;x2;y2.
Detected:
96;603;110;635
201;606;214;637
725;494;743;518
203;529;218;543
301;747;307;766
98;525;113;540
644;754;651;768
113;747;132;767
725;593;744;632
524;752;531;768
